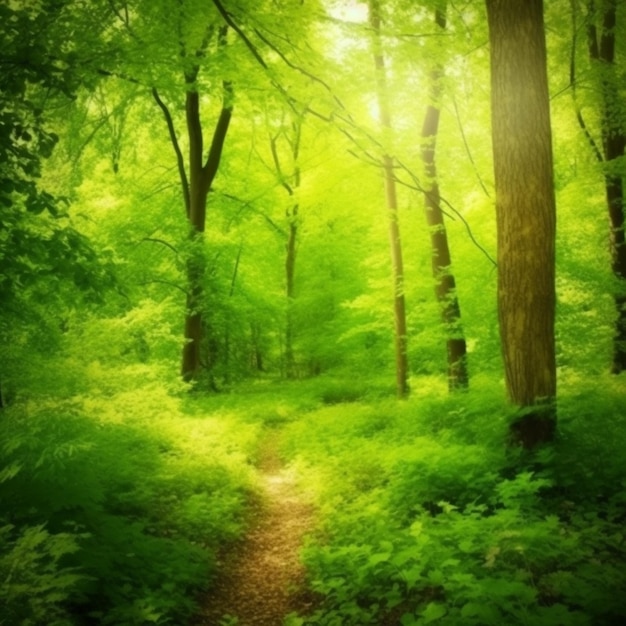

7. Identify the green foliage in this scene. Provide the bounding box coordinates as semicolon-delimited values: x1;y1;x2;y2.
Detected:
0;373;260;625
0;524;83;626
0;0;117;409
282;377;626;626
2;1;626;625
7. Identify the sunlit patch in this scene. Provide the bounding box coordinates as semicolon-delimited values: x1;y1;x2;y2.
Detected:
329;0;368;24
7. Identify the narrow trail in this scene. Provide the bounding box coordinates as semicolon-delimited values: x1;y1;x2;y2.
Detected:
192;428;316;626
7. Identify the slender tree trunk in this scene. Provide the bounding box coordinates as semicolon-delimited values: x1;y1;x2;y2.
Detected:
486;0;557;447
285;219;298;377
420;4;468;392
270;115;303;379
586;0;626;373
369;0;409;399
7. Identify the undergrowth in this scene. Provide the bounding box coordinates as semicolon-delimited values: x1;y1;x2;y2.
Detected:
0;369;261;625
281;374;626;626
3;368;625;625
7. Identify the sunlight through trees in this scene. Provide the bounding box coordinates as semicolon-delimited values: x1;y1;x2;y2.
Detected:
1;0;626;623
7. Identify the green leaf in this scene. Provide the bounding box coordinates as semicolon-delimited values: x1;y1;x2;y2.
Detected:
421;602;447;624
368;552;391;567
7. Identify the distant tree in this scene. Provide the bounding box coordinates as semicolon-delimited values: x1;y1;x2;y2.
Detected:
266;110;305;378
368;0;410;398
571;0;626;373
486;0;557;447
419;2;469;391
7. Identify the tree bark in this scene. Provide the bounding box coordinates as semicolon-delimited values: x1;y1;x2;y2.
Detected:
586;0;626;373
369;0;410;399
180;73;233;382
153;22;232;384
486;0;557;447
270;115;303;379
420;4;468;392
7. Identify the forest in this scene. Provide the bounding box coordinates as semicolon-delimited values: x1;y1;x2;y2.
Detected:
1;0;625;624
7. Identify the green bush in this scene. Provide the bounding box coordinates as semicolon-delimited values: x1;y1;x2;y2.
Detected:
0;523;84;626
283;379;626;626
0;382;259;625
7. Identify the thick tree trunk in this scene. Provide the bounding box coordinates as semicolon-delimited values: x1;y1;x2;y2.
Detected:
587;0;626;373
486;0;557;447
420;5;468;392
369;0;410;399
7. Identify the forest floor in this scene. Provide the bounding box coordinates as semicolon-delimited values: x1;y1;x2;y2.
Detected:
191;427;318;625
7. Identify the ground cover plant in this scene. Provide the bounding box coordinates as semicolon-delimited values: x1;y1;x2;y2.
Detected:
0;370;261;625
281;375;626;626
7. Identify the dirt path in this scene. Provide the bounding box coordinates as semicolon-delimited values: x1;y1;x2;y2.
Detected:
192;428;316;626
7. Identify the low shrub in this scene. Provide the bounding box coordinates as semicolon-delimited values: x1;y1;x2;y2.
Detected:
283;378;626;626
0;383;259;625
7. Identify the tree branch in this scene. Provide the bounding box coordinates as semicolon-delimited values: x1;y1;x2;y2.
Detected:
570;0;603;162
203;80;234;186
140;237;179;256
199;25;234;193
253;27;350;117
269;132;294;196
451;94;491;197
219;191;288;237
151;87;191;216
394;166;497;268
210;0;268;68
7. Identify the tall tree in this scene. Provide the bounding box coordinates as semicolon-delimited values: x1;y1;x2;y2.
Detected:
572;0;626;373
267;110;304;378
368;0;410;398
486;0;557;447
152;23;233;382
420;2;469;391
94;0;236;383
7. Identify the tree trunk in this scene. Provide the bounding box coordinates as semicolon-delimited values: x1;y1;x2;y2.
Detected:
285;219;298;377
486;0;557;447
270;114;303;379
420;4;468;392
180;82;232;381
586;0;626;373
369;0;410;399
